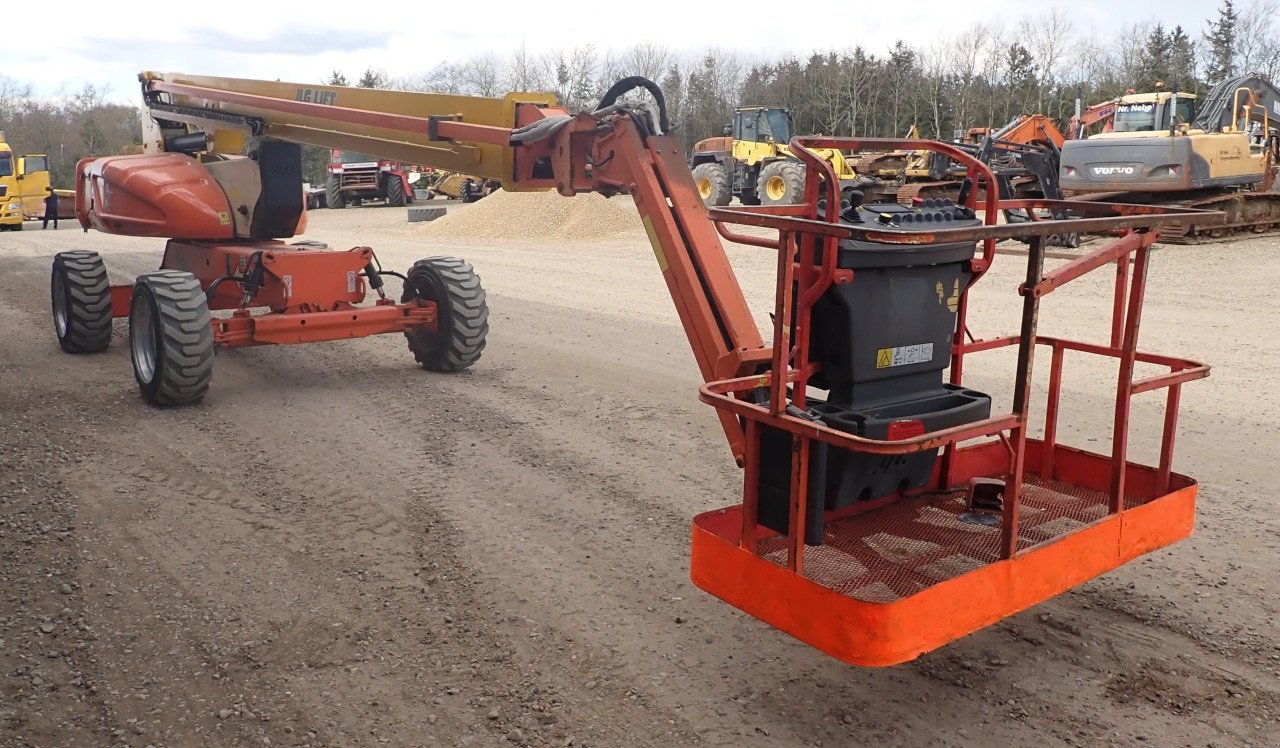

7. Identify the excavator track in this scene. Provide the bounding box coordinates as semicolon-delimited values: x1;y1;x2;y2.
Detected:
895;180;962;204
1069;189;1280;244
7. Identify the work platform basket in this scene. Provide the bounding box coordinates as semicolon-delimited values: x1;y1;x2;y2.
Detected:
690;137;1217;666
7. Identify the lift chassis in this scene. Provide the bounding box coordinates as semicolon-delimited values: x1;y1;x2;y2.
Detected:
55;71;1222;665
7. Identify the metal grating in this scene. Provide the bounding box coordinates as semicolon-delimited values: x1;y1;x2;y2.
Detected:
757;477;1151;604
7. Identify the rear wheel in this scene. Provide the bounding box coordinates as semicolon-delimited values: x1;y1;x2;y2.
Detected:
757;160;806;205
129;271;214;406
401;257;488;372
325;175;346;209
51;250;112;353
385;174;408;207
691;162;732;207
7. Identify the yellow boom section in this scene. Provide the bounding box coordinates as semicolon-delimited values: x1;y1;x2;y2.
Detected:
141;72;560;190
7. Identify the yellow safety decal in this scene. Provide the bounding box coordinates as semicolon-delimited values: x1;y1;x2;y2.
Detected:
642;215;669;271
935;278;961;312
217;211;231;225
876;348;893;369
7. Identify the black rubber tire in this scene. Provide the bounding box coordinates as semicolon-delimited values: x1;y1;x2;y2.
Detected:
385;174;407;207
401;257;488;372
128;271;214;406
460;180;477;203
51;250;112;353
325;175;346;209
692;162;732;207
757;160;806;206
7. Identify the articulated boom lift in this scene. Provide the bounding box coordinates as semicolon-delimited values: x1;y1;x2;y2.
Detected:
58;72;1221;665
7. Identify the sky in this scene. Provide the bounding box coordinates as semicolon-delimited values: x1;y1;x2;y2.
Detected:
1;0;1223;103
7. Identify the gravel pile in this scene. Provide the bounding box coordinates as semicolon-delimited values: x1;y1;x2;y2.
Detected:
418;189;644;241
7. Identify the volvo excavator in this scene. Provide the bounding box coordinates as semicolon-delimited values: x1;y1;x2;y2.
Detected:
56;71;1220;667
1060;74;1280;241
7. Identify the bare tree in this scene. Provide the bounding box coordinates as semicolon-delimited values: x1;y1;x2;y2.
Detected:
1235;0;1280;80
624;43;672;82
506;42;548;92
1020;9;1075;112
1113;21;1149;86
0;75;33;127
458;55;500;97
396;63;463;94
949;23;990;131
921;42;949;138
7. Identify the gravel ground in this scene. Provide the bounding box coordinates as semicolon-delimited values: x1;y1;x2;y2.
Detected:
0;208;1277;747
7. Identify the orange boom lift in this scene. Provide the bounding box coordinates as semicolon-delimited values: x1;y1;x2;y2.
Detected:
58;72;1220;665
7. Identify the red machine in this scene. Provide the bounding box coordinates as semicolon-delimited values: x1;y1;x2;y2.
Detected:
325;149;416;208
55;72;1221;665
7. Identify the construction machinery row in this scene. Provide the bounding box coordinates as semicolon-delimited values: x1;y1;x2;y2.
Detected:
55;69;1220;668
693;77;1280;242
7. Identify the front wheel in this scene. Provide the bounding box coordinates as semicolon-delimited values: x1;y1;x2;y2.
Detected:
325;175;346;209
401;257;488;372
129;271;214;406
51;250;113;353
385;174;408;207
691;162;732;207
757;160;806;206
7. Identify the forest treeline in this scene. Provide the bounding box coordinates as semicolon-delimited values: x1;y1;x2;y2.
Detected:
1;0;1272;187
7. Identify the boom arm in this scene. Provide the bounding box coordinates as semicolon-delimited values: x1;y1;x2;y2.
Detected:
1068;98;1117;139
139;72;769;458
1191;73;1280;132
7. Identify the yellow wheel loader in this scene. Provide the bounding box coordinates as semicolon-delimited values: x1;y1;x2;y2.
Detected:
689;107;866;206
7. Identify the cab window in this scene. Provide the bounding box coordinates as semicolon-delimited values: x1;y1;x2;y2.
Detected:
22;155;49;174
0;154;12;177
1174;97;1195;125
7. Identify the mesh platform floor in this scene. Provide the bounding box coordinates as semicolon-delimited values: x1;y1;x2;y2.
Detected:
758;477;1146;604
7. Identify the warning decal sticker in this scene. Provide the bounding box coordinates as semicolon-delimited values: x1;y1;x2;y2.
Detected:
875;343;934;369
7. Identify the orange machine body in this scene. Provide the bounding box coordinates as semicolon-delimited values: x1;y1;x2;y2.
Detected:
77;153;236;239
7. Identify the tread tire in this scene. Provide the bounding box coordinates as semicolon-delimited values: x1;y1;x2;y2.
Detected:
325;174;346;209
129;271;214;406
757;160;806;206
692;162;732;207
385;174;408;207
401;257;488;372
51;250;112;353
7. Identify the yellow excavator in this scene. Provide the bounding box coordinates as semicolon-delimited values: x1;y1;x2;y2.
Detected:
689;107;865;206
1060;74;1280;241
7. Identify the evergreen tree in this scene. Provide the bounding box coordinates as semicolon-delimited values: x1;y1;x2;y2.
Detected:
1004;44;1036;119
326;71;348;86
1169;25;1198;91
1203;0;1237;84
356;69;387;89
1137;23;1172;89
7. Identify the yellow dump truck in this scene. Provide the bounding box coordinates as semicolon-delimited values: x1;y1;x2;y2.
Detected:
0;131;73;230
